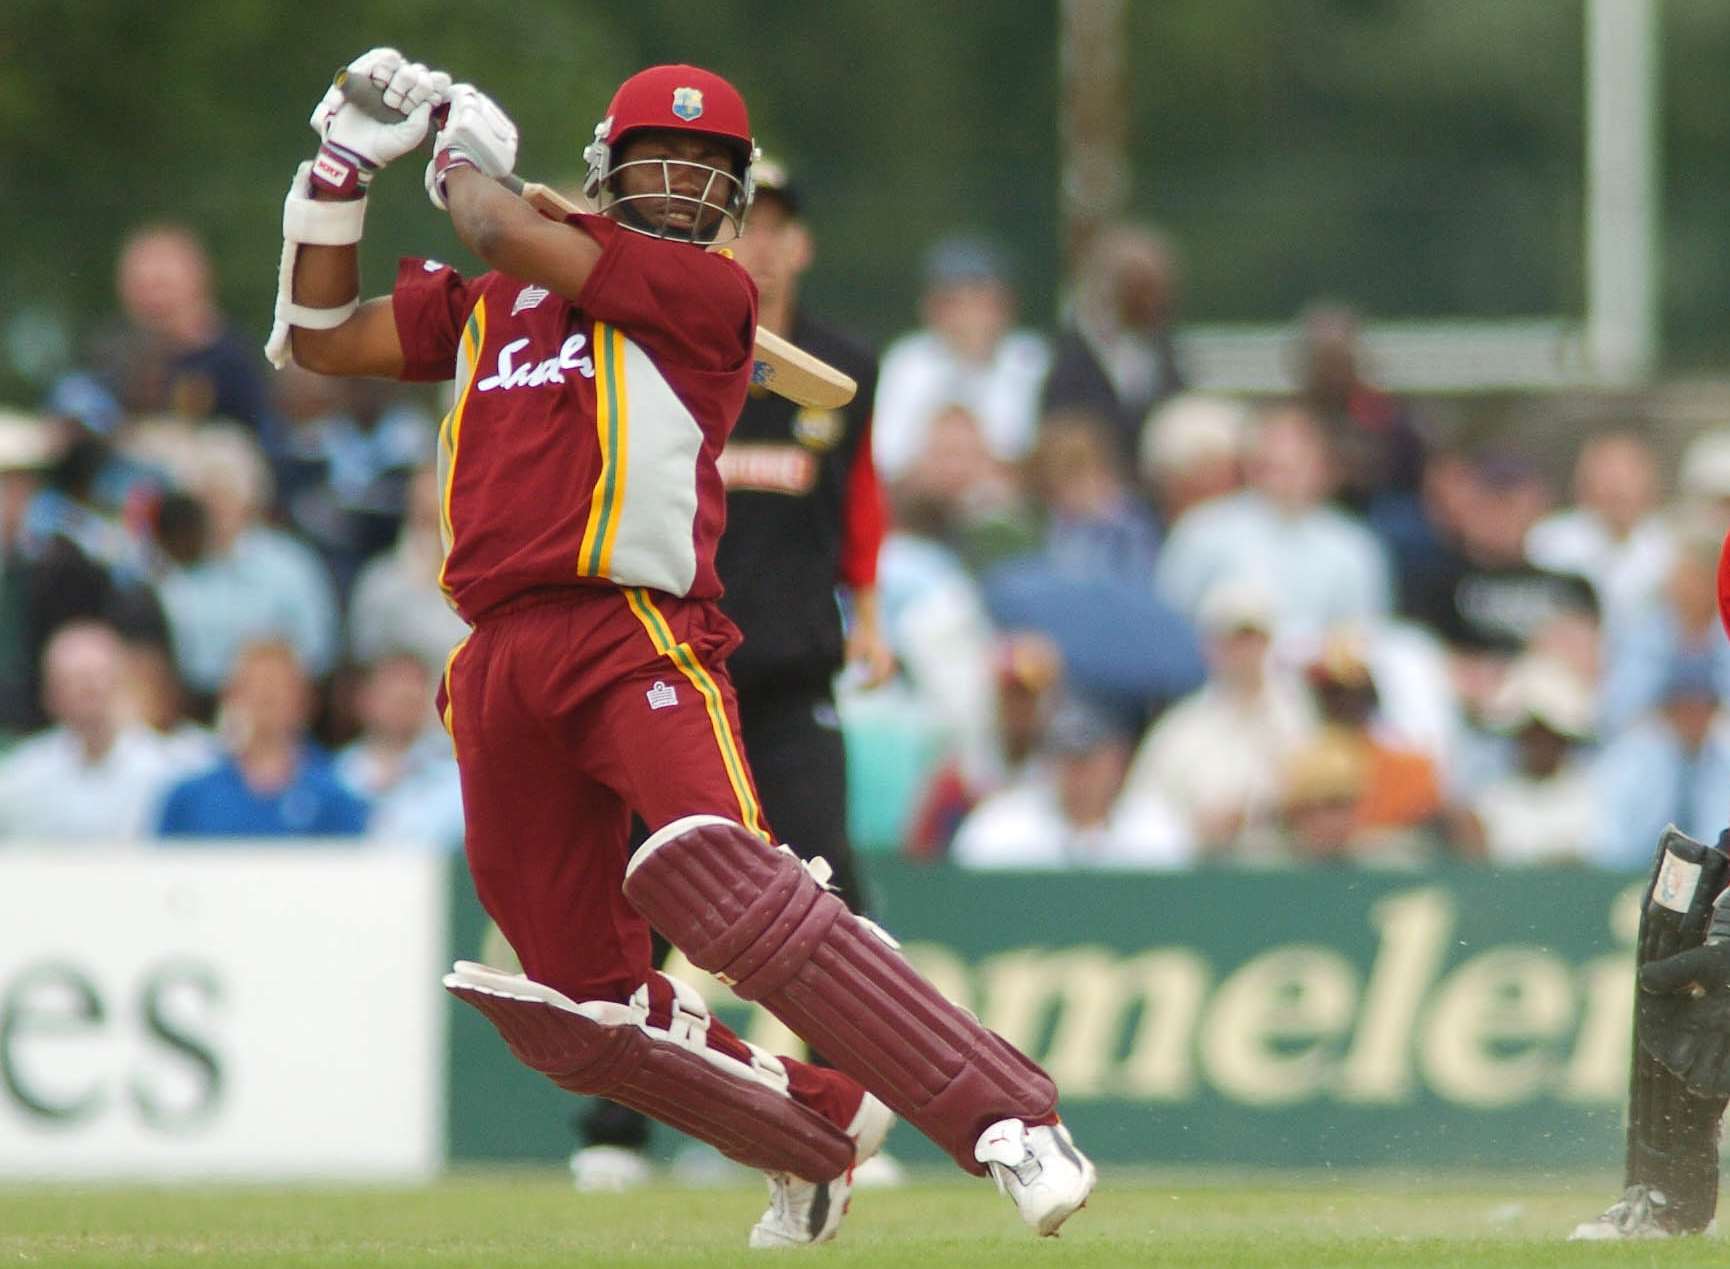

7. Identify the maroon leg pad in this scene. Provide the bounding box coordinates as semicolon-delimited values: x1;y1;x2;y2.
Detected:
445;965;853;1182
624;816;1057;1174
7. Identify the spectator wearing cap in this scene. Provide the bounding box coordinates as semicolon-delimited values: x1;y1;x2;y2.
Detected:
1301;631;1443;837
1526;430;1675;634
1245;730;1433;867
950;693;1192;870
1041;222;1185;470
1591;646;1730;868
1120;580;1316;852
1453;655;1597;864
1155;402;1392;643
872;233;1051;482
1138;392;1249;528
906;631;1065;858
1396;445;1598;662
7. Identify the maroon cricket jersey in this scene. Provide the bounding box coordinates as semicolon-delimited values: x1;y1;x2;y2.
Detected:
392;213;757;622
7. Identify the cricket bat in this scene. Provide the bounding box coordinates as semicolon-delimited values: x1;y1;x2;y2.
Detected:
335;69;857;410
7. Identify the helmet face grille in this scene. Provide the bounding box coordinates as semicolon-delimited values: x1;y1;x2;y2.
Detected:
597;156;750;245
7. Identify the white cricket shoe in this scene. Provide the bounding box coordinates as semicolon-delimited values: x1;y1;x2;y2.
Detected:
748;1093;895;1250
1569;1185;1675;1240
568;1144;653;1193
975;1118;1096;1237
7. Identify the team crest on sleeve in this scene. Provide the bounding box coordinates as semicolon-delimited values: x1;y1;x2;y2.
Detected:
671;87;705;121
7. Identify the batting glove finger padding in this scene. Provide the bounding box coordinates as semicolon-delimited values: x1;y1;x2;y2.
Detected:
308;49;450;195
426;83;519;210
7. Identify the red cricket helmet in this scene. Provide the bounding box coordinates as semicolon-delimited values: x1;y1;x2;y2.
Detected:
582;64;758;243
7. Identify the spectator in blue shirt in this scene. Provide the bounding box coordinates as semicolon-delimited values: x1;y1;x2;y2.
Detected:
1591;647;1730;868
157;638;367;839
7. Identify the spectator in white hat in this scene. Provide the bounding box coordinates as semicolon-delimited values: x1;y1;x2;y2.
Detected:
1454;656;1597;865
1137;392;1249;528
1120;579;1315;852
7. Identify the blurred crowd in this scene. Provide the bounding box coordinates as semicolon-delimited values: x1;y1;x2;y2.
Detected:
2;217;1727;871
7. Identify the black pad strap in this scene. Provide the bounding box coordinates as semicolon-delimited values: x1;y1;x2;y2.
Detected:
1626;826;1730;1232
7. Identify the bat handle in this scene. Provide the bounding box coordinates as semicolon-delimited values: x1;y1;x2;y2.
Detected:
334;67;399;122
333;68;449;137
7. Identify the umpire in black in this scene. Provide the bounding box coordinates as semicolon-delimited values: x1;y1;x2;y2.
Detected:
571;156;893;1189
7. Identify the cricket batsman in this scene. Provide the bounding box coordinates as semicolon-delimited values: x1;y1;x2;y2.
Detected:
1572;531;1730;1239
265;47;1096;1247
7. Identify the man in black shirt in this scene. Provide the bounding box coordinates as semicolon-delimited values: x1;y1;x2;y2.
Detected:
711;156;892;909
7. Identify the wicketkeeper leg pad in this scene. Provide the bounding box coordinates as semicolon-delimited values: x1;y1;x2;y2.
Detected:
623;815;1058;1174
444;960;854;1182
1625;825;1730;1233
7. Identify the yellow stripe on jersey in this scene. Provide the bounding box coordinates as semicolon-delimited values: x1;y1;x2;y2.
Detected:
438;633;472;757
437;299;488;598
622;587;770;841
578;321;630;578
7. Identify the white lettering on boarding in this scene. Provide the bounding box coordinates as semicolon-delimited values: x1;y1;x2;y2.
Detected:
476;335;596;392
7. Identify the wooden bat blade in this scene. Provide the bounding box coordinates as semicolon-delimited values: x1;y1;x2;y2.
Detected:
751;328;858;410
518;184;857;409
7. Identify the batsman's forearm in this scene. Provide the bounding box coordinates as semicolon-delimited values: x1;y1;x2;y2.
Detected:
445;166;602;299
288;239;362;369
444;166;528;265
292;241;361;309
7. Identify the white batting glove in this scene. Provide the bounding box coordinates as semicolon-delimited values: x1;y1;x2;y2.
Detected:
425;83;519;211
308;48;451;198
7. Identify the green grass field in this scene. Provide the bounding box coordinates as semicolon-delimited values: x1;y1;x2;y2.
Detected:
1;1170;1720;1267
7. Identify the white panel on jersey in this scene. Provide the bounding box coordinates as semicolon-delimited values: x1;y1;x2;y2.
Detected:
607;337;702;596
